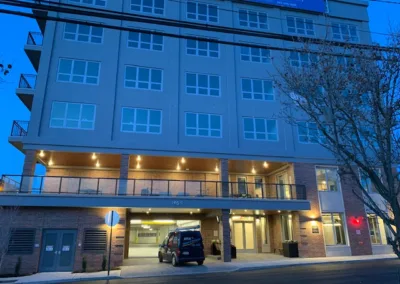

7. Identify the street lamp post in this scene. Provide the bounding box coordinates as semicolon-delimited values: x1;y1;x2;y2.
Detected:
105;210;120;276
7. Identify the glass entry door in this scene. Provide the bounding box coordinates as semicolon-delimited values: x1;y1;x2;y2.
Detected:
276;173;291;199
233;222;255;251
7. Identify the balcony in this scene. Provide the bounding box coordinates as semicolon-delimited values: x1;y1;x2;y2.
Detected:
16;74;36;110
24;32;43;72
8;120;29;151
0;175;310;211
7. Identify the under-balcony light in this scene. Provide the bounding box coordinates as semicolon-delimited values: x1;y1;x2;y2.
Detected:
39;150;45;158
136;163;141;169
48;159;54;166
215;166;219;172
181;157;186;164
96;161;100;168
263;162;269;168
251;167;256;174
136;155;142;162
176;163;181;171
92;153;97;160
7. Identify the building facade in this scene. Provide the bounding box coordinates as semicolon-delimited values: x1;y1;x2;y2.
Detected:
0;0;393;275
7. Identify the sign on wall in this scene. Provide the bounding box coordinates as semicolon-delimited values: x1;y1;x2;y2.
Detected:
245;0;326;13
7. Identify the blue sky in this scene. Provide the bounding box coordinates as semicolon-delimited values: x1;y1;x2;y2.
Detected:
0;2;399;176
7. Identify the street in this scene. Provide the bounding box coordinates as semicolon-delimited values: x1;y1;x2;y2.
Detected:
79;259;400;284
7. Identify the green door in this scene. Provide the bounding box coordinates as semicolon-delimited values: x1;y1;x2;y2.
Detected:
39;230;77;272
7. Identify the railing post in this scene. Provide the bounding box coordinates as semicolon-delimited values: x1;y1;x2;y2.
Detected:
167;180;170;196
59;177;63;194
261;183;264;199
133;179;136;196
96;179;100;195
78;178;82;194
39;176;44;194
184;181;186;196
215;181;218;197
275;184;279;199
200;181;202;196
151;180;154;196
115;179;118;195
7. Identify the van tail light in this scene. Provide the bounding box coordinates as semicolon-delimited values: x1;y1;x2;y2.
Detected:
176;248;180;256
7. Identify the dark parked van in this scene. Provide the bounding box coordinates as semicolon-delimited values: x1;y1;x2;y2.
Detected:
158;226;205;266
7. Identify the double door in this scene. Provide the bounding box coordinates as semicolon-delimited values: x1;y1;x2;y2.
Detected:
39;230;77;272
233;222;255;251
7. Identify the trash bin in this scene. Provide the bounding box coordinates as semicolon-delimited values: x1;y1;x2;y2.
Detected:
282;241;299;258
231;244;237;259
211;241;221;256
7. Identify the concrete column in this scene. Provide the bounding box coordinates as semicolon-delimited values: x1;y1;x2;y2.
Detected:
219;158;229;197
124;210;131;259
21;150;37;193
118;154;130;195
219;209;231;262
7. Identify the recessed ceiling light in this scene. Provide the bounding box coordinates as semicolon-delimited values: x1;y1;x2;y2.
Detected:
136;163;141;169
251;167;256;174
263;162;269;168
92;153;97;160
136;155;141;162
96;161;100;168
48;159;54;166
176;163;181;171
215;166;219;172
181;157;186;164
39;150;45;158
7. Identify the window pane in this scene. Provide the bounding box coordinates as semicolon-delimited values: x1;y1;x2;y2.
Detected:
243;118;254;132
255;118;265;132
51;103;66;119
333;214;346;244
316;168;327;191
267;120;277;134
322;214;336;245
210;115;220;129
73;61;86;75
123;108;135;124
149;110;161;125
81;105;95;120
59;59;72;74
66;104;81;120
186;113;196;128
126;67;137;80
198;114;208;128
138;68;150;81
326;168;339;191
136;109;148;124
151;69;162;84
87;62;99;77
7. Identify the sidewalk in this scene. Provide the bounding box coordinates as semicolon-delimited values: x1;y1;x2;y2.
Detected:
0;254;397;283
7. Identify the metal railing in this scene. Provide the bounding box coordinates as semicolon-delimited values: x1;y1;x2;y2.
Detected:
19;74;37;89
0;175;307;200
10;121;29;137
26;31;43;46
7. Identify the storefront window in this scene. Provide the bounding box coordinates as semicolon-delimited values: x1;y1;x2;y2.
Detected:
322;213;346;245
261;217;268;245
367;214;388;245
316;167;340;191
281;214;293;241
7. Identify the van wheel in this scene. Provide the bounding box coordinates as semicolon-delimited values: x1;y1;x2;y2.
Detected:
158;254;163;263
197;261;204;265
172;255;179;267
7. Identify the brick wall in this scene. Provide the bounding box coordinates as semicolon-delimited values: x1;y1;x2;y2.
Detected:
0;207;126;275
340;170;372;256
200;217;219;255
293;163;326;257
269;215;282;254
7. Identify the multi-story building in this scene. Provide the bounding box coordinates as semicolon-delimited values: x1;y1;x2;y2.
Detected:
0;0;392;275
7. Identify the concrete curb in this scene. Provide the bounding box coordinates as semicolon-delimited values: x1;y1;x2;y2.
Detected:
15;276;122;284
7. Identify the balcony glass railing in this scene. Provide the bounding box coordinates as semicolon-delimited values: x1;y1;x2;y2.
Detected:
0;175;307;200
26;31;43;46
19;74;37;89
10;121;29;137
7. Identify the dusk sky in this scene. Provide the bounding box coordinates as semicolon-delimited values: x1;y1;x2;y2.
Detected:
0;2;399;176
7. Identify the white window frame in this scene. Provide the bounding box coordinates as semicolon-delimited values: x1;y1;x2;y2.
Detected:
243;117;278;141
332;23;359;42
186;37;219;58
315;166;341;192
124;65;163;91
185;72;220;97
120;107;162;134
57;58;101;85
367;214;383;245
286;16;315;36
50;102;96;130
238;9;268;30
130;0;165;15
185;112;222;138
63;22;104;44
241;78;274;101
240;46;271;64
186;1;218;23
297;121;325;144
322;213;348;246
127;30;164;51
69;0;106;7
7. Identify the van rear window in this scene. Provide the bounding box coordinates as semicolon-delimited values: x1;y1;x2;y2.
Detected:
180;232;202;247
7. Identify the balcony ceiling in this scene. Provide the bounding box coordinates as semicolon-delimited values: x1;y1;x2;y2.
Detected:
39;151;288;174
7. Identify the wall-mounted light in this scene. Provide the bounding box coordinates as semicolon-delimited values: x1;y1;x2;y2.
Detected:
91;153;97;160
96;161;100;168
136;163;141;169
351;216;362;226
263;162;269;168
278;210;281;213
48;159;54;166
215;165;219;172
176;163;181;171
251;167;256;174
39;150;45;158
190;211;193;215
136;155;141;162
181;157;186;164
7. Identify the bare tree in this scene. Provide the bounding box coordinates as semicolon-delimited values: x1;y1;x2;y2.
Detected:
273;32;400;257
0;206;19;272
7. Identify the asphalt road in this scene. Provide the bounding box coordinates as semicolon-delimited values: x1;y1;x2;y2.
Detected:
80;259;400;284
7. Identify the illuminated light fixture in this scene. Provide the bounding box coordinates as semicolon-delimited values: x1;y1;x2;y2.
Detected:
48;159;54;166
130;220;141;224
262;212;266;216
181;157;186;164
136;163;141;169
190;211;193;215
39;150;45;158
148;208;152;211
91;153;97;160
322;180;327;184
215;166;219;172
251;167;256;174
278;210;281;213
146;211;150;215
149;228;153;231
136;155;141;162
263;162;269;168
96;161;100;168
141;225;151;229
244;209;248;212
176;163;181;171
232;212;235;215
197;209;200;212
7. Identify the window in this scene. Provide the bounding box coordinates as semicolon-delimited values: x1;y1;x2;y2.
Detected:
186;73;220;97
298;122;326;144
83;229;107;253
332;23;359;42
261;217;268;245
367;214;388;245
322;213;347;245
240;46;270;63
121;107;162;134
124;66;163;91
185;112;222;138
187;1;218;23
64;23;103;44
69;0;106;7
254;177;264;198
287;16;315;36
128;31;163;51
130;0;164;15
241;78;274;101
50;102;96;130
316;167;340;191
360;169;381;193
281;215;293;241
243;117;278;141
289;52;318;67
7;229;35;255
57;59;100;85
186;38;219;58
238;9;268;30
